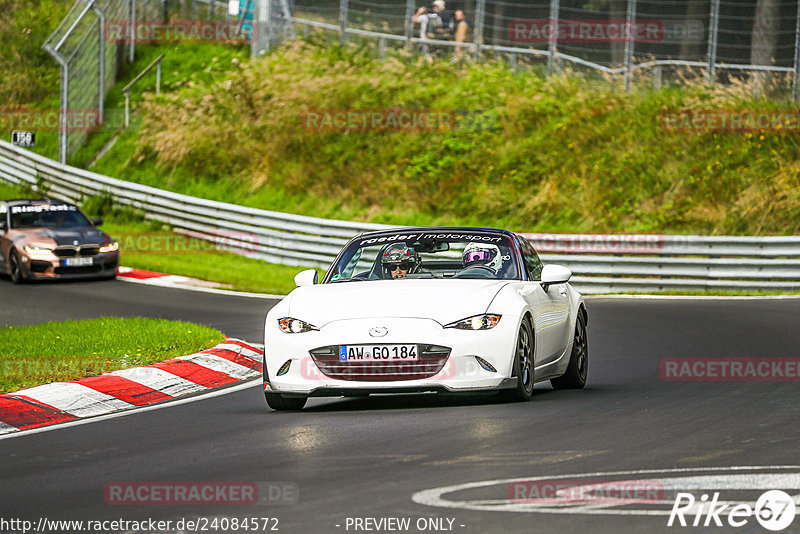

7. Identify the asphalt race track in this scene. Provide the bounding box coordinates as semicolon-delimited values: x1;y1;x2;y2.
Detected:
1;279;800;534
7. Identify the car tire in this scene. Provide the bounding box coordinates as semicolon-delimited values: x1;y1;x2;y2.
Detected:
501;317;534;402
8;249;24;284
264;392;307;411
551;312;588;390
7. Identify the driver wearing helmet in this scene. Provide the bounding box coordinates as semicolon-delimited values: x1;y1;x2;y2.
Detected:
462;242;503;275
381;243;420;279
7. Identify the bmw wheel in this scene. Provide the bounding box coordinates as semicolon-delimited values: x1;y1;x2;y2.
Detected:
8;249;23;284
502;317;534;402
551;312;588;390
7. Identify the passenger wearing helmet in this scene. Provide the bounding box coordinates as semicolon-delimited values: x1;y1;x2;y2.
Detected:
462;242;503;275
381;243;420;279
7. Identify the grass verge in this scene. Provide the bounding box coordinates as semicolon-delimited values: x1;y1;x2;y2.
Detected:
0;317;224;394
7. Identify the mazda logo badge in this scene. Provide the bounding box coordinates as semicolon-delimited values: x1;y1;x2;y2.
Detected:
369;327;388;337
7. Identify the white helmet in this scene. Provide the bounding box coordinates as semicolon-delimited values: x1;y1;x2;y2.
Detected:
462;242;502;272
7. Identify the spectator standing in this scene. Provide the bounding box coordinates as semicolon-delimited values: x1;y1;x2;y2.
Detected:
452;9;472;62
412;0;454;63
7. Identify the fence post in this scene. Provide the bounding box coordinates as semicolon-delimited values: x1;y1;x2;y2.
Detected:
129;0;135;63
474;0;486;58
794;0;800;101
404;0;414;49
623;0;636;92
547;0;559;73
252;0;271;56
209;0;216;17
339;0;349;44
706;0;720;83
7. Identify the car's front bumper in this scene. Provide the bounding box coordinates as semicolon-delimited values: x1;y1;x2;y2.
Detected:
18;249;119;280
263;316;521;396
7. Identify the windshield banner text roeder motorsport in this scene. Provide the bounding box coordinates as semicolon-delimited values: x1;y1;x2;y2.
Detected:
359;233;503;246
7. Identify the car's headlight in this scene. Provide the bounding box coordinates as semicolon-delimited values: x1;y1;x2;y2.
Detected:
445;314;501;330
23;245;53;257
100;241;119;253
278;317;319;334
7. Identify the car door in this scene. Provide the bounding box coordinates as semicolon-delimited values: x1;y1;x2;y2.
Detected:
519;236;571;367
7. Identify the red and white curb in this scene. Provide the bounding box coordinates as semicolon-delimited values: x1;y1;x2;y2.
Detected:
0;338;263;435
115;267;284;299
116;267;233;289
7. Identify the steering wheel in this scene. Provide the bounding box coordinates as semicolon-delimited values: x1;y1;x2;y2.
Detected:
454;265;497;279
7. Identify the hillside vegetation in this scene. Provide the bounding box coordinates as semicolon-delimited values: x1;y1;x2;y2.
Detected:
55;38;800;234
0;0;69;106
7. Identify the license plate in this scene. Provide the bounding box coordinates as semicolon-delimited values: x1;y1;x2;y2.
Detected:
338;344;419;362
63;257;93;267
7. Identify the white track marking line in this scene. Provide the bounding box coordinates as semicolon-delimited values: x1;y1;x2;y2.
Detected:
0;380;261;441
13;382;133;418
0;421;18;435
116;275;285;299
176;353;260;380
212;343;263;360
412;466;800;516
110;366;206;397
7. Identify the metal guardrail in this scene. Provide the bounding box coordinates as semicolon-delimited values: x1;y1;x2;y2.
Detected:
2;140;800;294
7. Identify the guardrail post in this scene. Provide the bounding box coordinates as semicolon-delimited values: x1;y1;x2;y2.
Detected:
404;0;414;49
794;0;800;101
706;0;720;83
379;37;386;60
339;0;349;44
623;0;636;92
474;0;486;59
509;52;517;72
156;60;162;95
547;0;559;73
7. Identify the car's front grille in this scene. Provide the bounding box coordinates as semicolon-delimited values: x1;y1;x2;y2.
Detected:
309;344;451;382
53;247;76;258
53;245;100;258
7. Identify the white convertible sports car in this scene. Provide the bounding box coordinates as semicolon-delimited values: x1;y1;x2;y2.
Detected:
262;227;588;410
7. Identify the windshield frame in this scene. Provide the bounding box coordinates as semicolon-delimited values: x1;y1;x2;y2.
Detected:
322;229;524;283
9;203;92;229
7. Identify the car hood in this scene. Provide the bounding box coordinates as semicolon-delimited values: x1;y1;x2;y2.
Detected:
23;227;107;247
286;279;510;327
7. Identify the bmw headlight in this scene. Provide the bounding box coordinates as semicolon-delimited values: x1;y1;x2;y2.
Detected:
278;317;319;334
23;245;54;258
100;241;119;253
445;314;501;330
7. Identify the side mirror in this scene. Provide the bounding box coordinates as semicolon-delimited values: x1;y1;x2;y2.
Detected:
541;264;571;291
294;269;318;287
91;217;103;226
